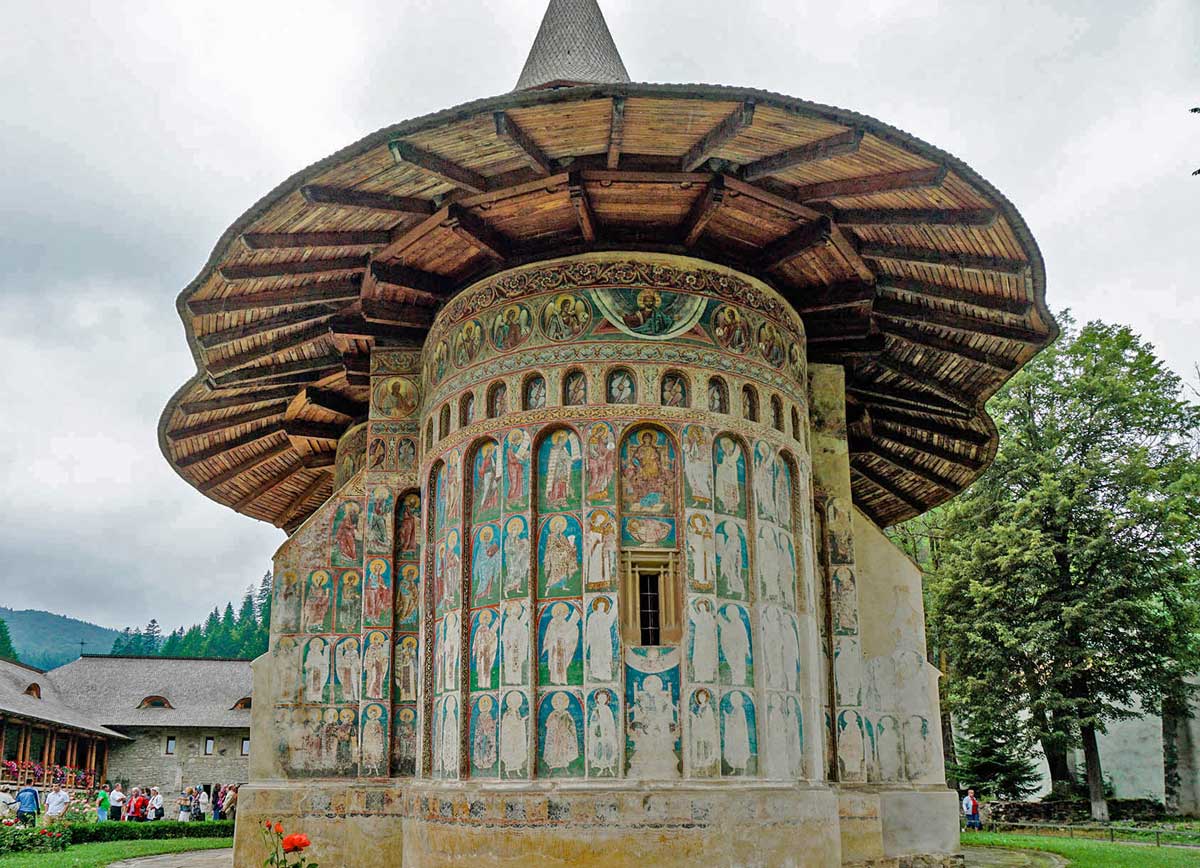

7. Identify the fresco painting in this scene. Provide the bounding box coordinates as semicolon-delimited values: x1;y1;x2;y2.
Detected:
396;492;420;560
717;603;753;686
538;430;582;514
537;690;585;777
720;689;758;776
584;595;618;683
330;500;363;568
504;428;532;508
372;377;420;419
591;286;706;340
500;599;531;687
586;687;621;778
538;601;582;687
712;436;746;519
335;570;361;633
540;294;591;342
685;510;714;592
392;707;418;777
365;486;394;553
394;564;419;630
473;440;502;522
687;598;718;684
502;515;531;598
537;515;583;598
393;635;419;703
471;524;502;606
470;608;500;690
585;422;616;504
362;558;392;627
714;519;749;601
303;570;333;633
682;425;712;508
687;687;720;777
620;427;677;516
499;690;530;779
492;303;533;351
469;694;500;776
624;646;680;779
333;636;361;703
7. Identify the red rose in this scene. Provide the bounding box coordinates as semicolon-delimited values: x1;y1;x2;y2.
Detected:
282;833;311;853
274;822;285;835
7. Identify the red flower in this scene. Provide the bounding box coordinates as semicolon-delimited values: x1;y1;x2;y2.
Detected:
264;819;273;829
282;833;311;853
274;822;285;835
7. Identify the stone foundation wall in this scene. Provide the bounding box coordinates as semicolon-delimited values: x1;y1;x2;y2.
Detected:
107;726;248;793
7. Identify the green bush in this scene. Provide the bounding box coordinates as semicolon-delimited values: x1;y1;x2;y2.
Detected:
0;822;70;855
64;819;234;844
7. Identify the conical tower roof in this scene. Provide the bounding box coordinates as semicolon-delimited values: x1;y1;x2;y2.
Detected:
515;0;630;91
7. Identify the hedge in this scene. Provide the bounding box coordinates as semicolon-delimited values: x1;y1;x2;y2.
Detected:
65;820;234;844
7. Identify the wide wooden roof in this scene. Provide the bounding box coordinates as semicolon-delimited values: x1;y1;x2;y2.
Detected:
159;82;1056;532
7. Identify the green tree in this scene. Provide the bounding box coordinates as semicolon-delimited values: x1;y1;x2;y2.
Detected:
160;628;183;657
142;619;162;654
0;618;18;662
928;315;1200;820
951;714;1042;801
256;571;273;634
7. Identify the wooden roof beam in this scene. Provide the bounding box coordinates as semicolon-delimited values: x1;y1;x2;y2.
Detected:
283;420;345;442
877;320;1013;373
850;460;926;514
494;112;555;176
681;101;755;172
167;403;286;442
865;445;959;494
360;298;438;327
241;231;390;251
873;297;1045;344
873;425;985;471
790;279;875;313
176;425;286;469
869;356;974;411
828;225;876;283
788;164;947;202
860;242;1028;276
606;97;625;169
867;406;991;446
567;171;597;242
300;184;435;215
211;354;345;387
206;320;332;376
233;464;304;512
299;452;336;469
198;441;293;494
848;381;973;420
179;386;298;415
369;261;452;298
679;175;726;246
741;128;863;182
759;216;833;269
443;203;510;260
328;315;427;343
827;206;998;227
196;306;339;351
805;333;885;361
187;277;361;316
876;276;1032;317
277;471;330;527
301;388;366;420
388;141;489;193
219;255;368;282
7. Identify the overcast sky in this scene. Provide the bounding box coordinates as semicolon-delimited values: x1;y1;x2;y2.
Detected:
0;0;1195;633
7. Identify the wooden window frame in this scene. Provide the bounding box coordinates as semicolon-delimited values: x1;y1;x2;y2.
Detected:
165;736;176;756
203;736;215;757
618;550;682;647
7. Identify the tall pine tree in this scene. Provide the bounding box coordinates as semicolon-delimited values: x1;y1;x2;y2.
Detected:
951;715;1041;801
0;618;17;662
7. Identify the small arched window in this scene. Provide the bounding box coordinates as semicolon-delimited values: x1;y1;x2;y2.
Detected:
707;377;729;414
231;697;252;710
523;375;546;410
790;407;801;442
606;368;636;404
438;404;451;440
742;385;759;422
459;393;474;427
424;419;434;451
138;695;173;709
487;382;508;418
661;372;688;408
24;683;41;699
771;395;784;431
563;370;588;406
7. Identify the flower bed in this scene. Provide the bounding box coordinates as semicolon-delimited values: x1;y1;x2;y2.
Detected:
0;822;68;855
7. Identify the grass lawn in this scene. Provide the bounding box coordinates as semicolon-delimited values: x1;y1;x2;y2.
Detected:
967;831;1200;867
0;837;230;868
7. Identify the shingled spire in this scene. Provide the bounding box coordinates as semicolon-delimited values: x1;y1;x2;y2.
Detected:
515;0;631;91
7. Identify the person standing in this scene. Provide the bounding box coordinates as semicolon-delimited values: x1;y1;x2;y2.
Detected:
14;782;39;825
149;787;164;820
108;783;125;821
197;786;210;821
44;783;70;823
95;784;110;822
0;786;17;818
223;785;238;821
126;787;147;822
962;788;982;831
177;789;191;822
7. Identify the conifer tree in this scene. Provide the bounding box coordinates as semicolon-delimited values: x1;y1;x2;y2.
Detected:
256;572;273;634
0;618;17;662
142;619;162;654
951;715;1041;801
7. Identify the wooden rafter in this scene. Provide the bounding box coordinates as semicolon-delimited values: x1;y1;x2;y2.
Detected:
328;316;427;343
300;184;434;215
873;425;984;470
443;204;510;260
388;141;488;193
606;97;625;169
301;388;366;420
759;216;832;269
873;297;1043;344
828;206;997;227
196;306;339;351
369;261;452;297
175;424;286;468
869;356;974;410
360;298;438;327
494;112;555;176
876;276;1032;316
848;381;972;420
283;420;345;442
211;354;344;387
827;225;875;282
300;452;336;469
681;101;755;172
278;471;330;527
805;333;885;360
233;464;304;512
850;460;925;513
867;406;991;446
198;442;293;493
167;404;285;442
188;277;361;316
866;444;959;493
877;320;1013;372
679;175;726;246
741;128;863;182
860;242;1027;276
567;171;597;242
721;174;823;221
206;321;331;376
219;255;368;282
789;164;946;202
180;386;297;415
241;231;390;251
789;280;875;313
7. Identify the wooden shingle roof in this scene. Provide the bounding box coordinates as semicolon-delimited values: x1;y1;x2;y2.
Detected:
159;82;1056;532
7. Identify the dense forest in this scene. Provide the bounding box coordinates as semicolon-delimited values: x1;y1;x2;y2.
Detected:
109;572;273;660
0;607;122;670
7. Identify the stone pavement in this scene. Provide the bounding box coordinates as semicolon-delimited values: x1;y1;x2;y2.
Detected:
107;846;1063;867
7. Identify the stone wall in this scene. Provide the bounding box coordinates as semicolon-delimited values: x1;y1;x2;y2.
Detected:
106;726;248;793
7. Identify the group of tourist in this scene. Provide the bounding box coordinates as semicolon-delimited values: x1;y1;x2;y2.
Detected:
0;781;240;825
